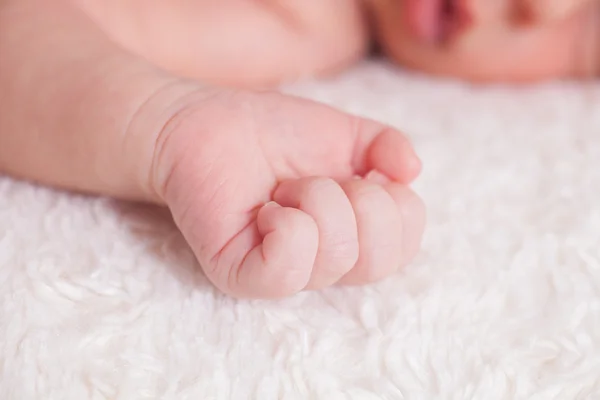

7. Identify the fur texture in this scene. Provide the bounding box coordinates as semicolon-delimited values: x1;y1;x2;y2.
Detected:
2;61;600;399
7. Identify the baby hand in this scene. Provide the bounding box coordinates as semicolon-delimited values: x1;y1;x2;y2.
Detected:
151;89;425;298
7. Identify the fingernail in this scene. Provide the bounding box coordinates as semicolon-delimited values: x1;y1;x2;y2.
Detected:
263;201;281;209
365;170;391;184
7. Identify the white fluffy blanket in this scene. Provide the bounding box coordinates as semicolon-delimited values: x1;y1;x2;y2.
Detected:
2;61;600;400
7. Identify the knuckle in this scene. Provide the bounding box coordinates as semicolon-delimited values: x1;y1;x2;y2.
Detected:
283;208;314;231
324;235;360;266
348;182;390;210
355;238;401;283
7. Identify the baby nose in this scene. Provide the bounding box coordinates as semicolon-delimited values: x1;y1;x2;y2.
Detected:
520;0;589;23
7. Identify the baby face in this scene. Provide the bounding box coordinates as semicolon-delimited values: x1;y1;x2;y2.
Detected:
369;0;600;81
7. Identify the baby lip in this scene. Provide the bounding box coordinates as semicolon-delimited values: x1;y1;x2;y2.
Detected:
404;0;443;44
404;0;473;45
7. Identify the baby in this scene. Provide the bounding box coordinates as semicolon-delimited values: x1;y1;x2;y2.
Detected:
0;0;597;298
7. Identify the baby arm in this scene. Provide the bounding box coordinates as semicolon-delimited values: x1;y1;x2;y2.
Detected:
0;0;426;299
0;0;200;201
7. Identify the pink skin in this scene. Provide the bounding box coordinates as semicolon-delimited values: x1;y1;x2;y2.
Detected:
1;0;424;300
371;0;600;81
4;0;595;299
69;0;426;298
154;90;424;298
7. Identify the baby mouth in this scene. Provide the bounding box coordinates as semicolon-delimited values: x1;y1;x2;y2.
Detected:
405;0;472;45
